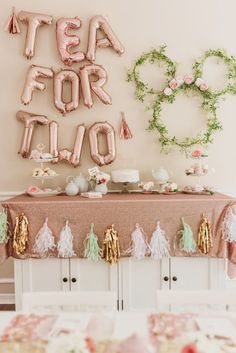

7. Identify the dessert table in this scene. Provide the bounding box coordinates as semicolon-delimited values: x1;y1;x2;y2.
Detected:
1;193;236;270
0;311;235;353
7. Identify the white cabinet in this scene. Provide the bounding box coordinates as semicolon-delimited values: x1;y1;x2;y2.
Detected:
14;257;227;311
14;258;118;310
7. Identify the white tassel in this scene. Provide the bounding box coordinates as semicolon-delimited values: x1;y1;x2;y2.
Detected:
150;221;170;259
126;224;149;259
57;221;76;258
33;218;55;256
222;208;236;242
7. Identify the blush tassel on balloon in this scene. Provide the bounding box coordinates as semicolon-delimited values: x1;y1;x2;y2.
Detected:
198;214;213;254
57;221;76;258
5;7;21;34
178;217;196;253
126;224;149;260
221;207;236;242
102;224;120;264
0;208;9;244
33;218;56;256
150;221;170;259
84;223;102;261
119;112;132;140
13;213;29;255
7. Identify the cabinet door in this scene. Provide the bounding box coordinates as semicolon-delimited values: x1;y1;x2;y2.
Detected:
14;259;70;310
120;258;169;311
70;259;118;296
170;257;210;290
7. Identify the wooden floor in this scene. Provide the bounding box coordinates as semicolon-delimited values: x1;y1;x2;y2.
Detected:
0;304;15;311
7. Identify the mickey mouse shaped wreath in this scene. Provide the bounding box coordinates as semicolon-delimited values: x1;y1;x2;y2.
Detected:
128;45;236;153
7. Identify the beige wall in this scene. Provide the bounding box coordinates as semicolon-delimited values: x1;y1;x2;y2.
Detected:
1;0;236;292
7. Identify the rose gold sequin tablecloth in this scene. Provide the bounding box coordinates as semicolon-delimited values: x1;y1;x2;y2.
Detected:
1;192;236;276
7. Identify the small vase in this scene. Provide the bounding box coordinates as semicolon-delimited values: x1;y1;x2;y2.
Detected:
95;183;108;195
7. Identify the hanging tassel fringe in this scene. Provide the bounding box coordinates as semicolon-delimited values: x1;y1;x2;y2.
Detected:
178;217;196;253
33;218;56;256
5;7;21;34
119;112;132;140
13;213;29;255
84;223;102;261
102;224;121;264
57;221;76;258
221;207;236;242
126;223;149;259
150;221;170;259
198;214;213;254
0;208;9;244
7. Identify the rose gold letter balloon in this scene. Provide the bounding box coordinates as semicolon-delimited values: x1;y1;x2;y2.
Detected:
89;121;116;166
86;15;125;62
70;124;86;167
17;110;49;158
49;120;59;162
18;11;53;59
21;65;54;105
80;64;112;108
54;70;79;115
56;17;85;66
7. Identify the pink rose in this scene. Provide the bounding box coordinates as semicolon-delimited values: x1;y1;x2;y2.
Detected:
192;149;201;158
184;75;194;85
199;82;208;91
181;343;198;353
169;79;179;90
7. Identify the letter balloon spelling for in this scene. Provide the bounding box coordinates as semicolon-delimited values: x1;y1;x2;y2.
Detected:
86;15;125;62
54;69;80;115
56;17;85;66
21;65;54;105
49;121;86;167
18;11;53;59
80;64;111;108
17;111;49;158
89;121;116;166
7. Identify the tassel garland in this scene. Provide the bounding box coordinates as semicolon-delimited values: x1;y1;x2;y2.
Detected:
33;218;55;256
0;208;9;244
150;221;170;259
84;223;102;261
5;7;21;34
126;223;149;259
13;213;29;255
221;208;236;242
198;214;213;254
119;112;132;140
178;217;196;253
57;221;76;258
102;224;120;264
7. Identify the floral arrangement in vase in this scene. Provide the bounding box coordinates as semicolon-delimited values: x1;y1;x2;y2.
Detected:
88;168;110;195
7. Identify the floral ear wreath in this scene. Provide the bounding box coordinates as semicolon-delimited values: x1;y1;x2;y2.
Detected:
127;45;236;153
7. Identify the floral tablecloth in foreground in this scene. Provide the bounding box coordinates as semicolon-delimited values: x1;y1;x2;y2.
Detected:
1;192;236;277
0;312;235;353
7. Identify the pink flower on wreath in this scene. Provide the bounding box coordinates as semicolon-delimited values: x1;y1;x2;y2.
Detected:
199;82;209;91
181;343;199;353
169;78;179;90
192;149;201;158
184;75;194;85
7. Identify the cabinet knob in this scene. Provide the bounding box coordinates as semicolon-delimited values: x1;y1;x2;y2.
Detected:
172;276;178;282
163;276;169;282
62;277;68;283
71;277;77;283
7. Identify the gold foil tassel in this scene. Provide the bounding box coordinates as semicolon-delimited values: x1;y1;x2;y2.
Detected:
5;7;21;34
13;213;29;255
197;213;213;254
102;224;121;264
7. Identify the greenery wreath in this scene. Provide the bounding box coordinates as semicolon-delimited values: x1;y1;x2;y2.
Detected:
127;45;236;153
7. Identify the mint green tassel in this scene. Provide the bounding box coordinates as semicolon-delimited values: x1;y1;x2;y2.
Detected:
0;208;9;244
84;224;102;261
178;217;196;253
